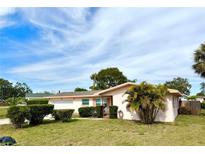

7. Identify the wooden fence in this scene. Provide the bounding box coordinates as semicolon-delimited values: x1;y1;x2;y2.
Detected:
181;100;201;115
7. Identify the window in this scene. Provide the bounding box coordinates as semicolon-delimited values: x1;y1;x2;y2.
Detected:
82;98;89;105
96;98;101;106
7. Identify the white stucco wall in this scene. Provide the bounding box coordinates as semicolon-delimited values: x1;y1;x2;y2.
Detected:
101;87;179;122
49;98;95;113
48;87;179;122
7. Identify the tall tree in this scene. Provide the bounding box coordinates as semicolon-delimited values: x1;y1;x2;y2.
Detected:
12;82;32;97
74;87;87;92
200;82;205;94
0;78;13;100
90;67;134;90
192;43;205;78
164;77;191;95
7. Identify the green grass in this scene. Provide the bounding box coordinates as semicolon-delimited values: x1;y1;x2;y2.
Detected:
0;107;8;119
0;110;205;146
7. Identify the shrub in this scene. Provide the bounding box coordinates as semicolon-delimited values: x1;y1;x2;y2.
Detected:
78;107;95;117
124;82;167;124
109;106;118;119
187;95;197;100
201;102;205;109
27;99;48;105
53;109;74;122
29;104;54;125
6;97;27;106
178;106;191;115
7;106;30;128
96;106;103;118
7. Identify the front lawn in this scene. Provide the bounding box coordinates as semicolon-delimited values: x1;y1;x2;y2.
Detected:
0;107;8;119
0;110;205;146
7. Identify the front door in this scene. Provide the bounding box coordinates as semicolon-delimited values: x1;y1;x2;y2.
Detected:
102;97;112;117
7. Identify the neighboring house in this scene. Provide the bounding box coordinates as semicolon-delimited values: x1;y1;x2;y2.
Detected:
26;93;54;100
47;82;182;122
196;96;205;103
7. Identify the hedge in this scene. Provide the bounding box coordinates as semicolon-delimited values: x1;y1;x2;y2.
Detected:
78;107;95;117
96;106;103;118
201;102;205;109
29;104;54;125
109;106;118;119
53;109;74;122
27;99;48;105
7;106;30;128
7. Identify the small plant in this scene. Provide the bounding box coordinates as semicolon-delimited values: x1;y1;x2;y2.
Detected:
53;109;74;122
7;106;30;128
109;106;118;119
27;99;48;105
29;104;54;125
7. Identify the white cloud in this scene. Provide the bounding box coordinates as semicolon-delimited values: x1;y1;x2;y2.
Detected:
0;7;15;28
2;8;205;93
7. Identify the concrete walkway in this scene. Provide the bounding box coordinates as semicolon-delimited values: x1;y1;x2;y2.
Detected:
0;118;10;125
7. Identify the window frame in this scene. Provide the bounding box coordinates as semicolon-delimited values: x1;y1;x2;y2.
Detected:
82;98;89;105
96;98;101;106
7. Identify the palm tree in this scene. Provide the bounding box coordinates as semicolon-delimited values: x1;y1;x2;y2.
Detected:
124;82;167;124
200;82;205;94
192;44;205;78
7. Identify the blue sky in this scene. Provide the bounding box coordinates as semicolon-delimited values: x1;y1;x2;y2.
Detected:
0;7;205;94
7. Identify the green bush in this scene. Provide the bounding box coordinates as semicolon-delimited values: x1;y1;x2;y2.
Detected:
201;102;205;109
6;97;26;106
178;106;191;115
96;106;103;118
78;107;95;117
109;106;118;119
27;99;48;105
29;104;54;125
7;106;30;128
53;109;74;122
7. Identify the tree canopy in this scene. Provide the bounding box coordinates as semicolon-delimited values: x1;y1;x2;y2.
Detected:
74;87;88;92
124;82;167;124
192;43;205;78
0;78;32;100
90;67;135;90
164;77;191;95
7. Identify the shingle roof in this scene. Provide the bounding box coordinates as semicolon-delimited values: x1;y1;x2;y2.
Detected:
26;93;54;98
50;90;102;97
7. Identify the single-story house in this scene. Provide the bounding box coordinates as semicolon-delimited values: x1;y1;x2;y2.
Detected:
26;93;54;100
46;82;182;122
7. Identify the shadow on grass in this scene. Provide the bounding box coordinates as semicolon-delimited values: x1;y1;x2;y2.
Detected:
22;119;79;129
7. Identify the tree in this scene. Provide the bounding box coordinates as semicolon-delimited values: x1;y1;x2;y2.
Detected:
192;43;205;78
0;78;13;100
0;78;32;100
200;82;205;94
124;82;167;124
12;82;32;97
164;77;191;95
74;87;87;92
90;67;134;90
